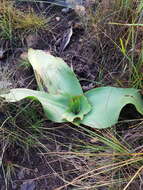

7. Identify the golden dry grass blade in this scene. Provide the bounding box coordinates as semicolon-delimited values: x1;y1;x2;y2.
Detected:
123;165;143;190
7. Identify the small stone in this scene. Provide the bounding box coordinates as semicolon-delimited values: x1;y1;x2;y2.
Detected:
55;17;60;21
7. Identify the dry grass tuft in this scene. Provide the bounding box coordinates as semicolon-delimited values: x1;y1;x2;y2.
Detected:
0;0;48;40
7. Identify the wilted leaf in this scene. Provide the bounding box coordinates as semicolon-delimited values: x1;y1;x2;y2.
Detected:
81;87;143;129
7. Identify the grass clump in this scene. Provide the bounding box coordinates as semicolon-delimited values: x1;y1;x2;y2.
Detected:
51;122;143;190
78;0;143;89
12;9;48;32
0;0;48;42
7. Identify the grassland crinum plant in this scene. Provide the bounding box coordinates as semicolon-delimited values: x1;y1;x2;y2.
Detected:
0;49;143;129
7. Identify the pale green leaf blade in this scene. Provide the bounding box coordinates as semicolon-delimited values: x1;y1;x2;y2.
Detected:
28;49;83;95
81;87;143;129
0;88;68;122
0;89;91;123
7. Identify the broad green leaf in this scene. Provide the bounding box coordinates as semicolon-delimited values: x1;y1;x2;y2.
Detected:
0;89;91;123
0;88;67;122
28;49;83;95
81;87;143;129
